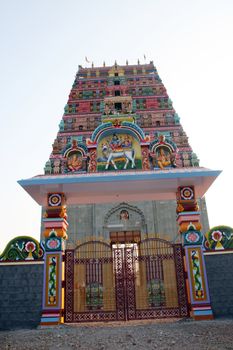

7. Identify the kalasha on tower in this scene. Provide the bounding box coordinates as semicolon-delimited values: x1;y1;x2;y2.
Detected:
19;61;221;324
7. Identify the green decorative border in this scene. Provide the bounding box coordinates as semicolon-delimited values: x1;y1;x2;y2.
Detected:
204;226;233;250
0;236;44;261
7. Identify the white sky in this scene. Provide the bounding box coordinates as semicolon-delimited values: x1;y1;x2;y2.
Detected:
0;0;233;252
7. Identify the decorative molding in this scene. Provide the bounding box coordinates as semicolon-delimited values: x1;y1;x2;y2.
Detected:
0;236;44;261
204;225;233;251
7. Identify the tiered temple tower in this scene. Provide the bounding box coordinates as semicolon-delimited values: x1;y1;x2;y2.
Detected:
43;61;209;244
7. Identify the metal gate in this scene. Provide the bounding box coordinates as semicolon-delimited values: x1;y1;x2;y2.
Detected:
64;238;189;322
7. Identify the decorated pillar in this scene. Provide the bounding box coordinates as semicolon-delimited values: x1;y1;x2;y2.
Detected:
40;193;68;326
176;186;213;320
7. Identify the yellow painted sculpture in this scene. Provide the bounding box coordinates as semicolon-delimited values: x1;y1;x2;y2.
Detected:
157;148;171;170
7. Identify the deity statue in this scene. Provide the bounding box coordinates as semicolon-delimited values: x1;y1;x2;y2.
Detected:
53;159;61;174
110;134;121;151
67;153;83;171
121;135;132;149
120;210;129;220
157;148;171;170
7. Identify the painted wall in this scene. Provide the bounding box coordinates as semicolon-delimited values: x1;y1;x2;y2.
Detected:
0;263;44;330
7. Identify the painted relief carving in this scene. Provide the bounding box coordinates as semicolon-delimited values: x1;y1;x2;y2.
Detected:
157;147;172;169
204;226;233;250
0;236;44;261
141;147;150;170
149;136;177;170
62;140;88;173
120;209;129;220
180;187;195;200
97;133;141;171
48;193;63;207
53;159;61;174
45;254;60;307
188;248;206;301
176;186;199;214
150;146;176;170
67;150;83;172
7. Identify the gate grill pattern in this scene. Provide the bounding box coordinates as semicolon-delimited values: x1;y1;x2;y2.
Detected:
113;248;125;321
65;250;74;322
65;238;188;322
174;244;189;317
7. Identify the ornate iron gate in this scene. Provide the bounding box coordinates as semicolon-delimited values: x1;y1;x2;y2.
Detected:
64;238;188;322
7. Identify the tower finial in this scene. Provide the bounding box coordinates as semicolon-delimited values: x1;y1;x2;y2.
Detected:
91;62;94;68
137;59;140;65
103;61;106;67
114;60;117;68
126;59;128;65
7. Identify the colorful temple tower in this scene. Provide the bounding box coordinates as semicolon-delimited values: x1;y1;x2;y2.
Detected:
43;61;210;243
19;61;220;324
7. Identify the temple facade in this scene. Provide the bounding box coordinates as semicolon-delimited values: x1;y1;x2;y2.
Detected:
15;60;222;325
42;61;209;245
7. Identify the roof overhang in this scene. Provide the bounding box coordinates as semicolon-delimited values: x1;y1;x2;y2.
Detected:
18;168;221;206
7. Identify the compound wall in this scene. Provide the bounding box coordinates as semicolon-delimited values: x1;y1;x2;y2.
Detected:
205;251;233;317
0;262;44;330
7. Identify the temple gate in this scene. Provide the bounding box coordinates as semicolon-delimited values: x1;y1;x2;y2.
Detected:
64;238;188;322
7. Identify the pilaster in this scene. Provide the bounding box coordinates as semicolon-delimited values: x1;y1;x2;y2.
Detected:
176;186;213;320
40;193;68;325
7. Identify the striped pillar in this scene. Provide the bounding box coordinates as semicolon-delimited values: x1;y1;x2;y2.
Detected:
40;193;68;326
177;186;213;320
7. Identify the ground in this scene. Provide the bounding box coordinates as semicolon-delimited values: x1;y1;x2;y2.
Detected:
1;318;233;350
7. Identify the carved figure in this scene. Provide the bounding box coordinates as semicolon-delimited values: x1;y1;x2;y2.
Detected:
52;139;59;153
44;160;52;174
109;134;121;150
53;159;61;174
120;210;129;220
59;120;64;132
157;148;171;170
122;135;132;149
67;153;82;171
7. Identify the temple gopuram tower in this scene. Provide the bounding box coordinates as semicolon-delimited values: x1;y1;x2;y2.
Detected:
19;61;220;324
44;61;209;243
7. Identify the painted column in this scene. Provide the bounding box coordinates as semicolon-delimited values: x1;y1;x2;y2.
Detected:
176;186;213;320
40;193;68;326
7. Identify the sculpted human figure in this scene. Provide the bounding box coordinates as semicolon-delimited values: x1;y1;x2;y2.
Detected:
67;153;82;171
157;148;171;170
122;135;132;149
110;134;121;151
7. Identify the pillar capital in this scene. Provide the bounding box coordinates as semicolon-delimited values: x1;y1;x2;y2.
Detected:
42;193;68;240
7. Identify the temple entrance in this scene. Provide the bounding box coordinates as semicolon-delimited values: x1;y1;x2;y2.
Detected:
64;238;189;322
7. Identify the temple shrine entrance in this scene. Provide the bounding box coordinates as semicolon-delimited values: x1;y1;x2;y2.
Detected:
64;238;189;322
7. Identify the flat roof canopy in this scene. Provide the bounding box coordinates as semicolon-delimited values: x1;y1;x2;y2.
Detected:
18;168;221;206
